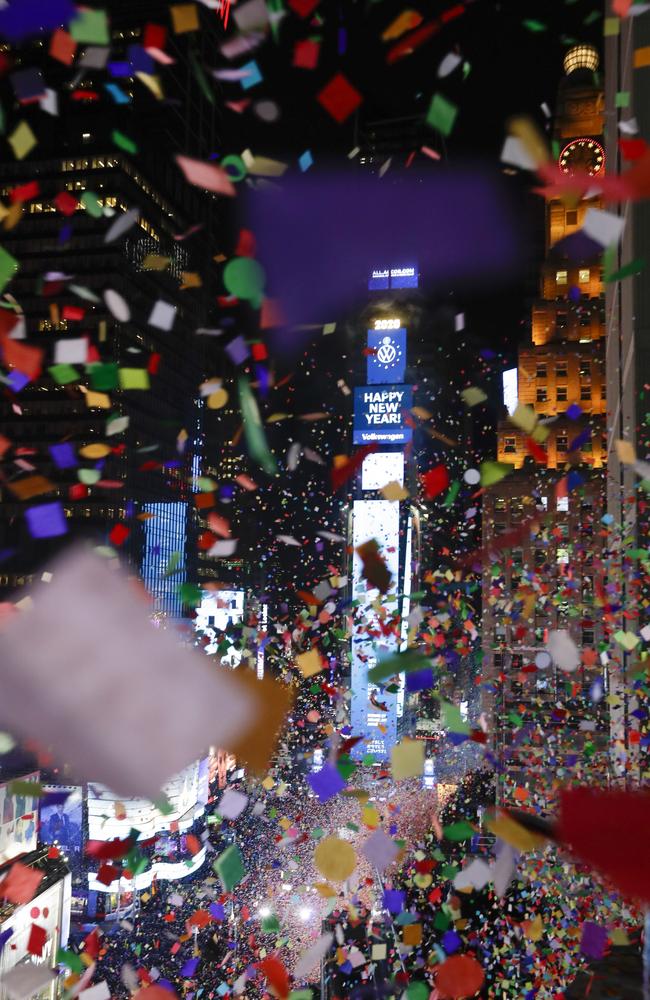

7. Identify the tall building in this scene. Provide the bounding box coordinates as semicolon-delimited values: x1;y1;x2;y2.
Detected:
481;46;612;808
604;15;650;782
0;5;225;621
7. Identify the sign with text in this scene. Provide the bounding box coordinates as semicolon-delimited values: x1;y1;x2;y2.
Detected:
367;328;406;384
353;385;413;444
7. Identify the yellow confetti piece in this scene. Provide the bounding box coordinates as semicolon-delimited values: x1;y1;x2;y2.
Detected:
485;811;547;853
79;443;110;459
314;836;356;881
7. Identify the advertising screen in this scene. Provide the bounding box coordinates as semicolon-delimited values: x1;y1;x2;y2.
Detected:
367;329;406;384
40;787;83;857
353;385;413;445
368;266;418;291
0;772;39;866
87;761;200;842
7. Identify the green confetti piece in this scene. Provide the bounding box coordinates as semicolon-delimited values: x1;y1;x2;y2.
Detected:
81;191;103;218
433;909;451;930
48;364;79;385
89;362;119;391
425;93;458;136
214;844;245;891
69;6;110;43
163;551;182;576
57;949;85;974
8;779;44;797
111;129;138;155
508;711;524;728
443;820;475;842
522;19;547;31
0;245;19;293
261;914;280;933
368;648;430;685
605;258;645;282
239;375;277;476
310;826;324;839
441;700;470;735
189;48;215;105
480;460;512;486
583;9;601;24
177;583;202;607
442;480;461;507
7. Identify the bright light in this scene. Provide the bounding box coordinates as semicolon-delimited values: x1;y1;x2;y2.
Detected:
373;318;401;330
298;907;312;921
258;906;271;918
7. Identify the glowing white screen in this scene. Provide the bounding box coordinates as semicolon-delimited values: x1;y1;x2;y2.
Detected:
361;452;404;491
502;367;518;415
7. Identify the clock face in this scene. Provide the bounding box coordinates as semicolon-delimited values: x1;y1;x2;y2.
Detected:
559;137;605;177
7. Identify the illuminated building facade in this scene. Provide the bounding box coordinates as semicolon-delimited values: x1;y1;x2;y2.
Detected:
348;267;421;761
482;47;613;805
0;5;223;609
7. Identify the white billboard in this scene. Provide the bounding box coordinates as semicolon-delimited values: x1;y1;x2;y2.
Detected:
87;761;201;842
0;874;71;1000
350;500;401;759
194;590;244;664
0;773;39;866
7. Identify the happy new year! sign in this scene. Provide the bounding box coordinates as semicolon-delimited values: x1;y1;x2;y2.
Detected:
353;385;413;445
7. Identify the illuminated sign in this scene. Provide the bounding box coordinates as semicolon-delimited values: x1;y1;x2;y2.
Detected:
87;762;201;842
361;452;404;491
194;590;244;664
353;385;412;444
367;328;406;384
350;499;400;760
0;771;39;866
502;367;518;415
368;266;418;291
373;318;401;330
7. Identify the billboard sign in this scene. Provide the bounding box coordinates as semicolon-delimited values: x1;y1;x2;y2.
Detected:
368;266;418;291
367;328;406;384
0;772;39;866
40;787;83;856
353;385;413;445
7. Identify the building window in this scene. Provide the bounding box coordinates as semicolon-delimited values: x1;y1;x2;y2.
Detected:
579;360;591;379
566;209;578;225
536;362;547;378
495;498;507;511
557;495;569;512
579;268;590;283
536;387;548;402
556;312;568;329
494;522;506;536
582;627;595;645
557;435;568;453
557;547;570;565
504;437;517;454
556;361;568;378
557;386;568;401
580;385;591;401
556;270;568;284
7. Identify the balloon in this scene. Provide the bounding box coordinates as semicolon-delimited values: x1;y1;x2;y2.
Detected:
224;257;266;309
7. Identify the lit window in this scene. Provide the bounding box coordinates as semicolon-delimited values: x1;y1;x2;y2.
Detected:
556;547;570;565
556;496;569;512
556;270;568;284
536;387;547;402
504;437;517;454
579;268;590;283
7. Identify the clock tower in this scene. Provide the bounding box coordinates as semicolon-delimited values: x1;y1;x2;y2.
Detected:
482;45;611;808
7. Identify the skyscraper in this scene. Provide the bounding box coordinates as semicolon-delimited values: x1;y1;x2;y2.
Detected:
0;5;225;621
481;46;612;807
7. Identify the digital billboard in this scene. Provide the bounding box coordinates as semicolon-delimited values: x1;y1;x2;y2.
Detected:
40;787;83;856
368;266;418;291
361;452;404;491
353;385;413;445
87;761;201;842
350;499;401;760
367;328;406;384
0;772;39;866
